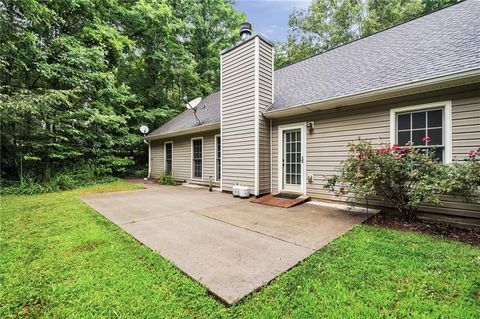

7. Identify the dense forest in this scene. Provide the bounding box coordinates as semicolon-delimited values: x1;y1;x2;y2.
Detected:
0;0;244;189
0;0;456;192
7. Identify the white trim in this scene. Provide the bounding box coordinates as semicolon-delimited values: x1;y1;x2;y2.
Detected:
220;54;223;191
270;119;273;193
254;36;260;196
264;68;480;119
147;140;151;178
277;123;307;195
270;46;275;193
190;137;203;180
271;45;275;104
163;141;173;174
214;134;221;182
146;123;220;141
389;100;452;163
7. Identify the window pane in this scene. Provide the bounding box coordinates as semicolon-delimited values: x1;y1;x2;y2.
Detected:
286;174;290;184
423;147;443;162
433;148;443;162
398;131;410;145
428;110;442;128
412;112;426;129
291;143;296;152
428;128;442;145
412;129;427;146
397;114;410;130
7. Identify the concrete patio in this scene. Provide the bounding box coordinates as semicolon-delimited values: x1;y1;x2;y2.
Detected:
80;182;371;304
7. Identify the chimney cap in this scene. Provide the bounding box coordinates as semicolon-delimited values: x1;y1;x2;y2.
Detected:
239;22;252;39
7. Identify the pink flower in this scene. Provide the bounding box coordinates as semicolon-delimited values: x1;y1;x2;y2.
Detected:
391;144;399;151
468;150;476;158
422;136;431;143
399;146;411;154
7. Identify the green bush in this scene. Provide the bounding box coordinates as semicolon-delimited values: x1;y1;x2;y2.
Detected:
324;139;479;220
157;173;176;186
1;166;117;195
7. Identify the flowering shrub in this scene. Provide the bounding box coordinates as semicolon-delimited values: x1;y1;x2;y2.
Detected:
324;139;479;220
447;148;480;202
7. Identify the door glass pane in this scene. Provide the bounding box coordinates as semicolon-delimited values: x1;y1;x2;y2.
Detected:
283;129;302;186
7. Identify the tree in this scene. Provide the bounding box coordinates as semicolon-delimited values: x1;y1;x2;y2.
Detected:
277;0;457;68
0;0;243;184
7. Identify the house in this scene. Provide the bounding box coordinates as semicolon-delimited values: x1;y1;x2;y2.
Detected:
146;1;480;222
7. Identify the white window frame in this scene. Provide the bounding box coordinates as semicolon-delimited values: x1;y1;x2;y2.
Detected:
191;137;203;180
214;134;221;182
164;141;173;175
277;122;307;195
389;101;452;163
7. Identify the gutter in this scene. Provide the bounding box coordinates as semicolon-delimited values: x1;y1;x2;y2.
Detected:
264;68;480;119
145;123;220;141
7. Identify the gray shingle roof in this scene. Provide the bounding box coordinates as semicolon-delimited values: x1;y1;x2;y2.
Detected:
149;0;480;138
148;92;220;137
269;0;480;112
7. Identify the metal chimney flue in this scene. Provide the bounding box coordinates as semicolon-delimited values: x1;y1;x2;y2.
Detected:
239;22;252;40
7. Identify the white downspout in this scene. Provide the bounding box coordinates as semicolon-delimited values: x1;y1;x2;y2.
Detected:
147;140;151;179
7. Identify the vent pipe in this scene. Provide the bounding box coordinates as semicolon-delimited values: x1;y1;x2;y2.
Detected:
239;22;252;40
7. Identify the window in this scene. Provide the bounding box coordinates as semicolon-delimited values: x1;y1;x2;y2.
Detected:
390;101;452;163
164;142;172;175
215;135;221;181
192;138;203;179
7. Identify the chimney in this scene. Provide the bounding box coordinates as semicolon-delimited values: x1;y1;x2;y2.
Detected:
220;25;274;196
239;22;252;40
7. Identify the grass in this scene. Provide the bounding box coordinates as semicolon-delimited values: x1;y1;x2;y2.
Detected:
1;181;479;318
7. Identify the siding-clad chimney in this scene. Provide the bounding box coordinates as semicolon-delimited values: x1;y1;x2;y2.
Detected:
220;25;274;196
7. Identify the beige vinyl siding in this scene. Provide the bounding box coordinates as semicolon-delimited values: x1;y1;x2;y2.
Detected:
150;130;219;186
258;39;273;194
272;86;480;219
221;38;257;192
452;97;480;161
150;139;164;177
221;36;274;194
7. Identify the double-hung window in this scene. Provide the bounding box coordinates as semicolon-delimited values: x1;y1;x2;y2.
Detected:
164;142;173;175
391;102;452;163
192;138;203;179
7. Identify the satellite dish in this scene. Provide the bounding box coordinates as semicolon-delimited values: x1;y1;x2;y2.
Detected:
185;97;202;110
139;125;149;134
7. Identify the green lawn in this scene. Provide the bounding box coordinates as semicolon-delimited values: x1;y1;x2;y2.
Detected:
1;181;479;318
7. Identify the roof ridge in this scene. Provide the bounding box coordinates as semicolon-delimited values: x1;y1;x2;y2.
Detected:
274;0;467;72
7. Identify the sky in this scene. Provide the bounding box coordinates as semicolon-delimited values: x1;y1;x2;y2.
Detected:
233;0;311;42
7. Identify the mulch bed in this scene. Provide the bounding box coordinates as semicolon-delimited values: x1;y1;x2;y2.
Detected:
366;214;480;246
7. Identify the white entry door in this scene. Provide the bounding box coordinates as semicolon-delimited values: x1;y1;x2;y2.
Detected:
279;124;306;193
